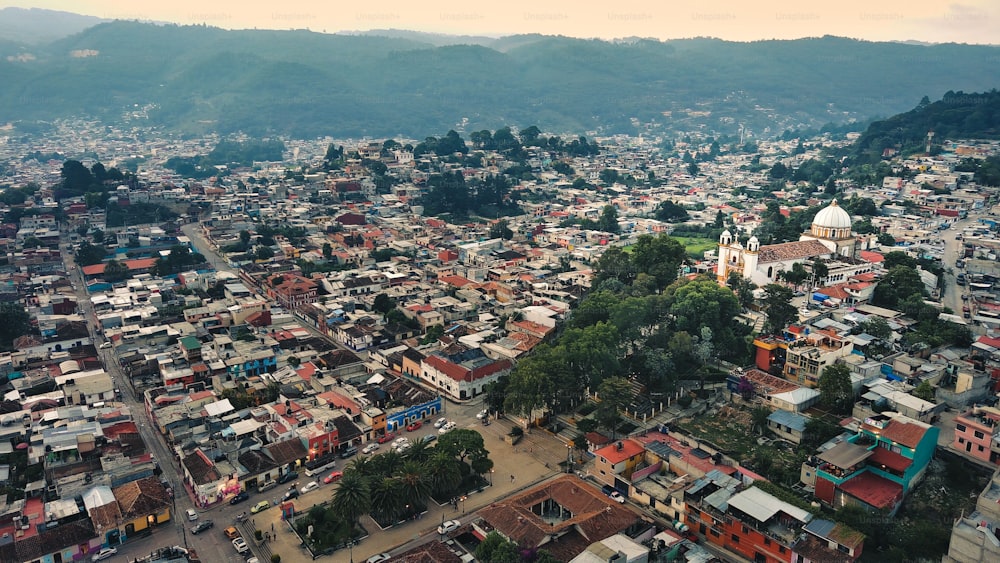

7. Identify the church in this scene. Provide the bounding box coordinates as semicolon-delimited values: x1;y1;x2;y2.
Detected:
716;200;874;287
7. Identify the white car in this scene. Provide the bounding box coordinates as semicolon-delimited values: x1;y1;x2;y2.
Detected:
392;436;408;447
609;491;626;504
233;537;250;554
438;519;461;534
366;554;391;563
476;409;489;420
433;417;448;429
92;547;118;562
186;508;198;521
438;421;457;434
362;443;379;454
395;441;411;453
300;481;320;494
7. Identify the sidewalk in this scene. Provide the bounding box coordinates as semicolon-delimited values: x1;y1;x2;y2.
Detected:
248;418;571;563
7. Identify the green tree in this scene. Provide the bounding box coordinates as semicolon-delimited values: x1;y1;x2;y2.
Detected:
654;200;690;223
103;259;129;282
373;293;396;315
75;242;108;266
594;376;633;437
883;251;917;270
255;246;275;260
751;406;772;436
912;380;936;402
872;266;926;309
597;205;620;233
0;302;32;350
781;262;809;286
476;531;520;563
762;284;797;334
489;219;514;240
421;324;445;344
436;428;490;466
818;363;854;414
631;234;687;290
331;470;370;523
727;272;757;311
395;460;431;509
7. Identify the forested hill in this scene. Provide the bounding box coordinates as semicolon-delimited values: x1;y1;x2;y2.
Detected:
852;90;1000;163
1;20;999;138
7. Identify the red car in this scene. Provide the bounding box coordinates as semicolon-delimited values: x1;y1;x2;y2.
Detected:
377;432;397;444
406;421;422;432
323;471;343;484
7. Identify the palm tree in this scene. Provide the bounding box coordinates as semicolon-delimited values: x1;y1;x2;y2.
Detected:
370;450;404;478
426;452;463;498
395;460;431;509
331;471;370;524
347;455;374;477
369;478;404;523
404;438;433;463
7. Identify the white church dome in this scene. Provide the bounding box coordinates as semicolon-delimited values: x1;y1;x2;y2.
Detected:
812;200;852;230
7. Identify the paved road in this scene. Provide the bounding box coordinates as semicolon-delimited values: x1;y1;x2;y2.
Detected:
62;240;242;563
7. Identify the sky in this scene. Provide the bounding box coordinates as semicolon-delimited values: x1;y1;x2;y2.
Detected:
4;0;1000;44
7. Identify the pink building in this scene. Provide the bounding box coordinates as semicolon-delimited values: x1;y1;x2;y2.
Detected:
952;406;1000;464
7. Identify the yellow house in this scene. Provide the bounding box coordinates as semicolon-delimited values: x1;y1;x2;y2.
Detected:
112;476;172;541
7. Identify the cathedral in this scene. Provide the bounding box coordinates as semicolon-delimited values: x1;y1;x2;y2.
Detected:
717;200;869;287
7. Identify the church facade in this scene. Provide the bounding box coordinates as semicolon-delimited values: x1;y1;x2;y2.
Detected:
717;200;873;287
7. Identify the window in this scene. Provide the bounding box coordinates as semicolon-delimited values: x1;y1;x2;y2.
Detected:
779;546;786;554
710;528;720;537
975;430;985;439
764;538;771;546
731;534;740;543
979;445;985;452
742;525;749;533
959;437;965;444
957;423;967;432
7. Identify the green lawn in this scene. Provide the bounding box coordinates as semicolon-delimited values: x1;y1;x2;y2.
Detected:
621;236;716;257
671;237;717;257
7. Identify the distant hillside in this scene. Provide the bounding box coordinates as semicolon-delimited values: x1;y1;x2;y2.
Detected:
0;7;108;45
336;29;499;48
853;90;1000;163
1;20;999;138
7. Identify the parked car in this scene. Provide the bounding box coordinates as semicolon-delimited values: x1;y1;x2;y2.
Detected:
323;471;343;484
300;481;320;494
437;519;461;534
609;491;626;504
257;480;278;493
601;484;615;495
224;526;240;539
233;538;250;554
362;443;379;454
438;421;457;434
191;520;214;534
406;421;422;432
377;432;397;444
366;554;392;563
185;508;198;521
277;471;298;484
282;489;300;501
476;409;489;420
251;500;270;514
230;491;249;505
340;446;359;459
421;434;437;444
433;417;448;429
92;547;118;562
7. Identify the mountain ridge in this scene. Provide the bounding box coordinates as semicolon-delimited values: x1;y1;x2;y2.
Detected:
2;20;998;138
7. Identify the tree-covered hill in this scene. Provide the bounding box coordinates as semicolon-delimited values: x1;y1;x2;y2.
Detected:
1;21;999;138
852;90;1000;163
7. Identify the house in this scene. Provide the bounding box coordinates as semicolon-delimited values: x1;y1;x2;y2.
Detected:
943;466;1000;563
686;474;866;563
474;474;643;562
420;346;512;400
592;439;646;488
111;476;172;542
782;332;854;388
767;410;809;444
807;412;938;514
951;405;1000;466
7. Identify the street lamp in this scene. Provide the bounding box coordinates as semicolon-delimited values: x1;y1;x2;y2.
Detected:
460;495;467;514
566;444;573;474
347;539;357;563
489;468;494;486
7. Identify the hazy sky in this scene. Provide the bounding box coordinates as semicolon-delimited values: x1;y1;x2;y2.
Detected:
5;0;1000;44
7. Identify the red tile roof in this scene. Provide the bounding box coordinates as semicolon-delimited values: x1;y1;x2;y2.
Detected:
879;418;930;449
81;257;158;275
868;447;912;473
838;471;903;509
593;438;645;464
859;251;885;263
757;240;831;264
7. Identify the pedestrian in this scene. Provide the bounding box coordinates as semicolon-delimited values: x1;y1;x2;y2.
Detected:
510;474;515;483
